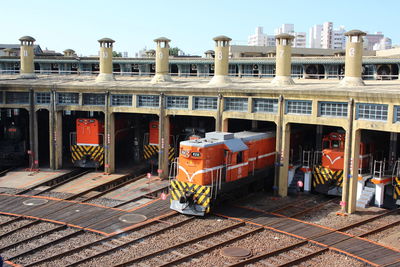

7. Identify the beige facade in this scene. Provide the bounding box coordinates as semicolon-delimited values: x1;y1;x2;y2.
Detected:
151;37;172;83
340;30;366;87
209;35;232;86
271;34;295;86
19;36;36;79
96;38;115;82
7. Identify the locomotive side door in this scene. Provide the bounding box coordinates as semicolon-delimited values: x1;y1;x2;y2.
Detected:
223;150;232;182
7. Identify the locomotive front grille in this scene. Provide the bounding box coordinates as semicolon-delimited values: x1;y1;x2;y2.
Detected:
71;145;104;166
143;144;175;162
170;179;211;214
394;177;400;199
313;165;344;188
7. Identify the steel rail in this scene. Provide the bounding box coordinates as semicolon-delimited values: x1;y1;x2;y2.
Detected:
0;224;67;253
25;212;182;267
225;208;400;266
113;222;252;267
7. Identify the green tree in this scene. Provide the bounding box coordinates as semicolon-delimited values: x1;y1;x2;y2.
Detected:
112;51;122;57
169;47;180;56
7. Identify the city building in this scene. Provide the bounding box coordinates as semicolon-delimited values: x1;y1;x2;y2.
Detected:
274;24;306;48
309;24;322;48
248;27;275;47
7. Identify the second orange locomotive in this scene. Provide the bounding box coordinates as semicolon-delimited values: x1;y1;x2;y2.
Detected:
170;131;276;216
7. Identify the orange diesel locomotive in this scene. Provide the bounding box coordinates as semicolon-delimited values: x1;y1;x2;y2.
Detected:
71;118;105;168
170;131;275;216
313;132;373;195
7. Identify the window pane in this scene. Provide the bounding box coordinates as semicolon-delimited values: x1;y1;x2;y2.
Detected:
224;98;248;111
194;97;217;110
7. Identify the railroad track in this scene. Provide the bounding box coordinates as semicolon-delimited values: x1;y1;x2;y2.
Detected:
223;208;400;267
13;212;187;266
114;221;262;267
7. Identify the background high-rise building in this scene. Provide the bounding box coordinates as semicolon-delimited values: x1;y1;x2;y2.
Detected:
309;24;322;49
250;23;392;50
274;24;306;48
248;26;275;46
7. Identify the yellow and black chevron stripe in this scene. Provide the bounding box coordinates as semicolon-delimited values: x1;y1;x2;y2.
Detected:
71;145;104;166
313;165;343;188
394;177;400;200
170;180;211;213
143;145;175;162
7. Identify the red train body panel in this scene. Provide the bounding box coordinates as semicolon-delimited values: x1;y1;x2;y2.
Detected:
76;119;104;146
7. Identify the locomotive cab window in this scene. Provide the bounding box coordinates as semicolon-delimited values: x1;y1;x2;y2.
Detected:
332;140;340;148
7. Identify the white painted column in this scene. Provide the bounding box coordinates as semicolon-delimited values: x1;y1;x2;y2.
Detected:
374;184;385;207
357;180;364;200
304;171;312;192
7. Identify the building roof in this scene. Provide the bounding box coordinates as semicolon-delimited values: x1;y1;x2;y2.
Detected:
213;35;232;42
345;30;367;36
19;36;36;42
154;37;171;43
98;38;115;43
275;33;295;40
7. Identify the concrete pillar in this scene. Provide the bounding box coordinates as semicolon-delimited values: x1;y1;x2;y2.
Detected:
342;98;355;213
151;37;172;83
278;122;291;197
316;125;323;151
104;93;115;174
49;90;55;169
109;113;116;173
96;38;115;82
389;132;398;169
19;36;36;79
216;94;223;131
158;93;170;179
222;119;229;132
274;95;284;194
339;30;366;87
54;111;63;169
348;129;361;213
209;35;232;85
271;34;295;86
28;89;38;169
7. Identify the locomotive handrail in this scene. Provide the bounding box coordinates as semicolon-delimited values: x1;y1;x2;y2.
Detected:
373;160;386;178
312;151;322;169
302;150;312;168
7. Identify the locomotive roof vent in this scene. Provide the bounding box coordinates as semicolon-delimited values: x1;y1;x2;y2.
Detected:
205;131;234;141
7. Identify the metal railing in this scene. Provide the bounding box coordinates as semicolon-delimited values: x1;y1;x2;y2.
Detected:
0;69;398;80
373;160;386;178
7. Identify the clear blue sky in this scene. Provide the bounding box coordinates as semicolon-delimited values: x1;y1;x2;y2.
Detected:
0;0;398;56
